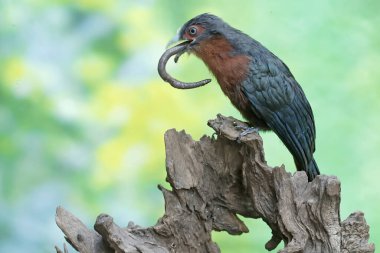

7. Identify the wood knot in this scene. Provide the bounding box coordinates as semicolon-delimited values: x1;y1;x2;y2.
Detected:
77;233;84;242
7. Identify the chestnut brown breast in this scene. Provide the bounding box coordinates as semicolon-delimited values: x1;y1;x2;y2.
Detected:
193;36;268;128
194;36;250;92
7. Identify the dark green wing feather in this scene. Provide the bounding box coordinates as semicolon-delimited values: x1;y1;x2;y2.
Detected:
242;57;316;172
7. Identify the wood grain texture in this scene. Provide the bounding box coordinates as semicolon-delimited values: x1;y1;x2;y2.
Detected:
56;114;375;253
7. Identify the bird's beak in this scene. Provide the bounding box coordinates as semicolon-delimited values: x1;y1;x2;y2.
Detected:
166;33;182;48
166;27;193;63
166;26;195;49
166;28;192;49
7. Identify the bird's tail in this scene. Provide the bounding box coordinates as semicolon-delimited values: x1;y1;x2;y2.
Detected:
306;158;320;181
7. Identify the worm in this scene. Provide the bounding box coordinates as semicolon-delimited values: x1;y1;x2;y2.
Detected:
158;42;211;89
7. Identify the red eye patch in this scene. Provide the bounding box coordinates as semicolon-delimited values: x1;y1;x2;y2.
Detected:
183;25;205;40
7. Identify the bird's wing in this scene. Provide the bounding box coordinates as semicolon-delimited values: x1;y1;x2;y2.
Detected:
242;58;316;170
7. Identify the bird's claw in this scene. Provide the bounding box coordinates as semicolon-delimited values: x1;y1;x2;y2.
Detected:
239;126;259;136
235;126;259;143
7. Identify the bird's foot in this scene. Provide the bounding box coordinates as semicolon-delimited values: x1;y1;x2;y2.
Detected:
233;121;259;143
239;126;259;136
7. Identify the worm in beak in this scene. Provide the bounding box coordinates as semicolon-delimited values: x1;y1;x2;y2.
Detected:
157;41;211;89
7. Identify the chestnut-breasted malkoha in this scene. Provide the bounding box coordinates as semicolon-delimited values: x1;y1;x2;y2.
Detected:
165;13;320;181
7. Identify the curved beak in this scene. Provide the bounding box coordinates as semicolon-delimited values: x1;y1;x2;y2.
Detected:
166;27;195;49
166;33;183;48
165;27;196;62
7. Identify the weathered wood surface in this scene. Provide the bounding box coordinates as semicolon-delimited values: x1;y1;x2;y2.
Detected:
56;114;375;253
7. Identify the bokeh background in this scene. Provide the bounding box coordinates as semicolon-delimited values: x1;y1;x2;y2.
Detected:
0;0;379;252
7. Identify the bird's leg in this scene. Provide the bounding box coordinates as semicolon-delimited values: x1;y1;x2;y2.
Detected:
237;127;259;143
239;126;259;136
232;121;259;142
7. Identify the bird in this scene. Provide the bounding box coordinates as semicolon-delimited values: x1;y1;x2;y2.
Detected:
168;13;320;181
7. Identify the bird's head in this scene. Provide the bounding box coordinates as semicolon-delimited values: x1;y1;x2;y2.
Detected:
167;13;231;56
161;13;251;90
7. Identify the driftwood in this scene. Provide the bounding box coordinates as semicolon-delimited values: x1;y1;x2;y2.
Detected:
55;114;375;253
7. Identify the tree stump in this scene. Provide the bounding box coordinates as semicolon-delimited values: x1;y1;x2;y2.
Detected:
55;114;375;253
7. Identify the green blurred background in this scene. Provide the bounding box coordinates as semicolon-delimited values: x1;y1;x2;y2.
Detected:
0;0;379;252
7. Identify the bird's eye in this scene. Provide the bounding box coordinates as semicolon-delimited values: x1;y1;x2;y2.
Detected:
188;26;198;36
